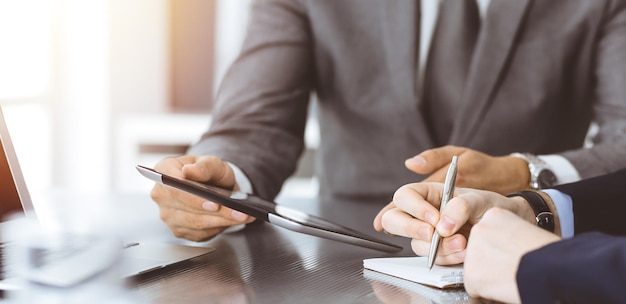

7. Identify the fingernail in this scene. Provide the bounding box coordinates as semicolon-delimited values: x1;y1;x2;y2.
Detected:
202;201;219;211
231;210;248;222
425;212;437;226
406;155;427;166
437;216;455;234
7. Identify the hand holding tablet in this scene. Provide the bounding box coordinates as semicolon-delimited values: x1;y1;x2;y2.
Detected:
136;165;402;253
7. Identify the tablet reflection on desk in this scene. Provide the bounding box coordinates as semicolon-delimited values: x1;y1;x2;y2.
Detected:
134;239;256;304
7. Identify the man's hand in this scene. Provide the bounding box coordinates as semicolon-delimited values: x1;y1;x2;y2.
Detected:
150;155;256;242
405;145;530;195
373;145;530;233
464;207;560;303
377;182;535;265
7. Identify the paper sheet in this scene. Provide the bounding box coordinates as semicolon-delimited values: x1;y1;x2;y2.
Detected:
363;256;463;289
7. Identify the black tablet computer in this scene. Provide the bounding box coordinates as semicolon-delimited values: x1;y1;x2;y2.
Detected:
136;165;402;253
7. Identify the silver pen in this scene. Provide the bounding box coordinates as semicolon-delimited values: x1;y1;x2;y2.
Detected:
427;155;458;270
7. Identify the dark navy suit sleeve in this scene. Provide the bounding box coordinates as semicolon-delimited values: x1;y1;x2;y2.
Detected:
517;232;626;304
552;168;626;235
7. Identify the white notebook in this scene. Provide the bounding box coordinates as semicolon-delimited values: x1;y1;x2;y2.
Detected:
363;256;464;289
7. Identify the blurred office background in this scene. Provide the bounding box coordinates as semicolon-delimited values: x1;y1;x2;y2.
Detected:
0;0;319;199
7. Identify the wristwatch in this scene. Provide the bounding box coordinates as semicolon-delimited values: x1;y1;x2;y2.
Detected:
510;153;557;190
506;191;555;232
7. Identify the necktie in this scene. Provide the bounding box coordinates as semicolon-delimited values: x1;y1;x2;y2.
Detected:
423;0;480;145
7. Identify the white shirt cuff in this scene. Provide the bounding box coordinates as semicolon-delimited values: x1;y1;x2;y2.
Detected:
225;161;253;194
537;154;581;185
542;189;575;238
223;162;253;234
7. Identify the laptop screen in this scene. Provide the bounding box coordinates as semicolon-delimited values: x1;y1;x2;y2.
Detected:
0;108;30;223
0;140;23;220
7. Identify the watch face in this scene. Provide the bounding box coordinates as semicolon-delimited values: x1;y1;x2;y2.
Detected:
538;170;557;188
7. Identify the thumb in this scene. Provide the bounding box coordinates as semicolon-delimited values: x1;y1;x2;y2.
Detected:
373;202;396;231
406;145;466;174
182;156;236;189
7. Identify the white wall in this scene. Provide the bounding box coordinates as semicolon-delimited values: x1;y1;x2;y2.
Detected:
109;0;170;114
50;0;111;193
114;0;254;193
213;0;252;94
1;0;172;194
1;0;312;197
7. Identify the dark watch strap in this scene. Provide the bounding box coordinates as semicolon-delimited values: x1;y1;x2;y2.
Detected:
506;191;555;232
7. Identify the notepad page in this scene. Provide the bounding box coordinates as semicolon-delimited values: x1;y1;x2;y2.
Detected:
363;256;463;289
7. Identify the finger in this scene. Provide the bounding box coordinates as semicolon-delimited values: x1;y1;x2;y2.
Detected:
151;183;210;213
435;249;466;266
435;235;467;265
154;155;198;177
381;208;434;241
186;203;256;225
410;234;467;264
435;196;472;237
406;145;467;174
392;183;442;226
160;207;255;240
373;202;395;231
182;156;235;188
437;192;496;237
420;166;448;183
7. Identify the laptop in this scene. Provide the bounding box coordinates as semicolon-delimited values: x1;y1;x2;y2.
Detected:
0;106;215;289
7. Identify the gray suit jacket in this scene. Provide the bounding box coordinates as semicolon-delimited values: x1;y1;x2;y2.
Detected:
189;0;626;200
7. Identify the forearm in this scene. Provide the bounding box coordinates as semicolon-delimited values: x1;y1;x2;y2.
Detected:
188;0;313;199
517;232;626;303
552;168;626;236
561;141;626;179
559;1;626;179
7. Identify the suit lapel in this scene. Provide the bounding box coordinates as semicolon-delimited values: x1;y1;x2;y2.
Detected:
449;0;532;145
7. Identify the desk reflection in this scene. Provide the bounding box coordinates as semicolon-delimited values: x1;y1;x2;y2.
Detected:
134;238;256;303
131;195;474;303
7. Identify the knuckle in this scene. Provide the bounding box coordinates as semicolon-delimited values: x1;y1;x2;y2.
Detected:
455;198;471;215
393;183;415;201
159;209;172;223
150;185;164;202
154;156;178;171
171;228;186;239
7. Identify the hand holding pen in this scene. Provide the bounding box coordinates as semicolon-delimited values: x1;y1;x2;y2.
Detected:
427;156;458;270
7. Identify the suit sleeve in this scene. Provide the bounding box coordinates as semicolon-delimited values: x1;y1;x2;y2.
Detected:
187;0;313;199
517;232;626;303
552;168;626;235
560;2;626;179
